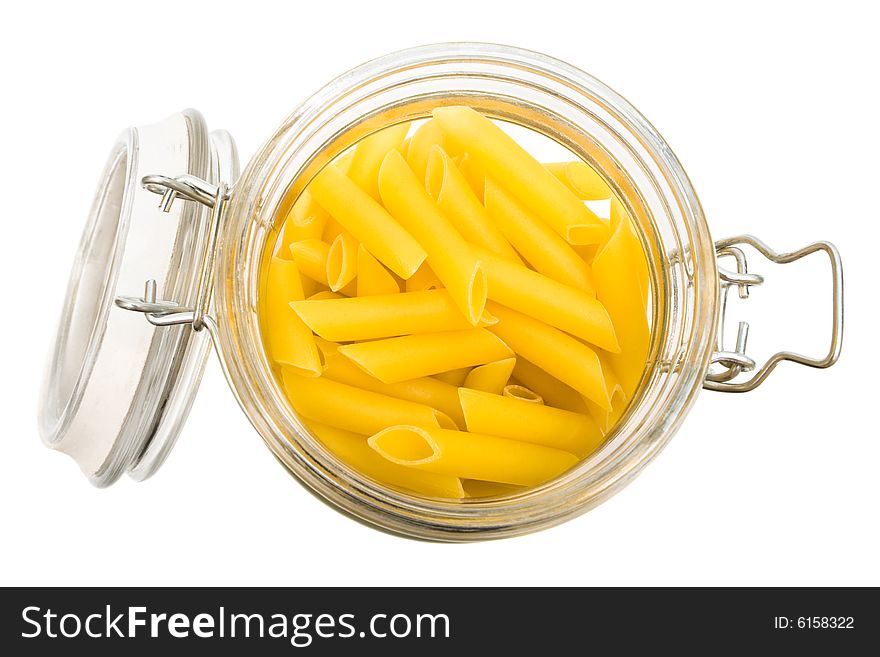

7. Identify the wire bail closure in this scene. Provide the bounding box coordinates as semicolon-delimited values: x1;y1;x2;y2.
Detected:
704;235;843;393
115;174;230;331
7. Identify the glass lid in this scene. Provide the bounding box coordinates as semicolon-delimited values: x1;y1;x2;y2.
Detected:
38;110;239;486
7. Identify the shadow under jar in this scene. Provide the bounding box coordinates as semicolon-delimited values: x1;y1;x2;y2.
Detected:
40;43;843;541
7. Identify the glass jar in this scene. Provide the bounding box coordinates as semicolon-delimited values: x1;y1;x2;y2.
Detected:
39;43;843;540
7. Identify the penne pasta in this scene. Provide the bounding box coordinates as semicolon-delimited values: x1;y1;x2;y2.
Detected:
502;384;543;404
278;189;330;259
326;231;358;292
308;422;465;499
405;263;442;292
405;119;449;183
487;302;611;410
475;247;619;352
511;358;590;415
378;149;487;324
368;425;578;487
484;178;593;291
593;199;651;395
309;164;427;279
432;367;471;387
545;161;613;200
291;289;494;342
432;106;607;244
425;146;522;262
264;258;322;376
338;328;513;384
346;123;411;200
307;290;343;301
460;479;524;498
266;107;654;497
456;152;486;199
281;368;456;435
316;341;467;429
356;244;400;297
462;357;516;395
289;239;331;287
458;388;603;457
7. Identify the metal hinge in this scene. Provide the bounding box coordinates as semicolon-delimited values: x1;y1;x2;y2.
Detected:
704;235;843;392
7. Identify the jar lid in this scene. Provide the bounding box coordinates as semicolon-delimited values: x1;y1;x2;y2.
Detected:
38;110;239;485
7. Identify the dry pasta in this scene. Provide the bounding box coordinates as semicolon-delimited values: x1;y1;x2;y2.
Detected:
281;368;456;435
309;422;465;499
592;199;651;395
346;123;411;200
425;146;522;262
484;178;593;291
317;339;466;429
462;357;516;395
502;384;543;405
379;149;487;324
545;161;613;200
432;106;607;244
476;247;619;352
262;106;653;499
459;388;603;456
356;244;400;297
264;257;322;376
309;164;426;279
488;302;611;410
291;289;494;342
368;425;578;487
337;328;513;383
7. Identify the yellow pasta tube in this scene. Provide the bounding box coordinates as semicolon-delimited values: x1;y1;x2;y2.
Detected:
593;201;651;395
458;388;603;456
291;289;492;342
462;357;516;395
584;352;629;433
281;369;456;435
484;178;593;291
614;199;650;308
338;328;513;384
545;161;613;200
487;302;610;410
286;188;330;230
346;123;411;200
289;239;330;286
405;119;449;183
309;164;427;279
317;342;466;429
378;149;487;324
334;149;355;175
456;152;486;199
475;248;619;352
326;231;358;292
425;147;522;263
432;106;607;245
308;422;464;499
405;263;442;292
264;258;322;376
307;290;343;300
432;367;471;387
461;480;523;498
502;384;543;404
369;425;578;487
356;244;400;297
512;358;590;414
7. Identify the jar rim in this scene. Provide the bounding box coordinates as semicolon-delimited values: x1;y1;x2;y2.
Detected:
215;42;718;540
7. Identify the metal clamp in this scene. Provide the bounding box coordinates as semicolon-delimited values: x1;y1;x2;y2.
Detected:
115;174;229;331
704;235;843;393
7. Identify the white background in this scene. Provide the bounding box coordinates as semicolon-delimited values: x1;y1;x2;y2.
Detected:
1;0;877;586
